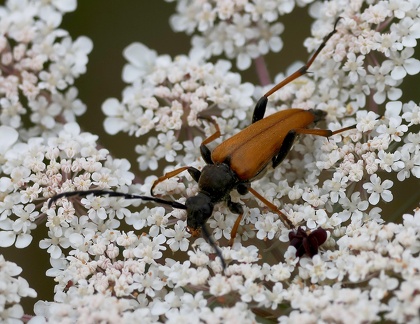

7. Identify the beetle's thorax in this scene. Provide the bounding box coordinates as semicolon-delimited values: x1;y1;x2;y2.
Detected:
185;163;238;232
198;163;238;203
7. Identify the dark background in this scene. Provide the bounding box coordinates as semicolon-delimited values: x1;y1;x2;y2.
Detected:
0;1;419;315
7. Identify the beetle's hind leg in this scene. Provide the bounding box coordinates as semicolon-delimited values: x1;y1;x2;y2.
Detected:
272;122;358;169
290;123;358;138
252;18;341;124
272;130;297;168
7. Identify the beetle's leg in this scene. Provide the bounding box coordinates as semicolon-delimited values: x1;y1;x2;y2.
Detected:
200;144;214;165
199;116;222;146
187;167;202;182
272;123;357;167
248;187;294;229
151;166;201;196
226;199;244;246
198;116;222;164
272;130;297;168
226;183;250;245
229;213;243;246
236;183;250;195
252;18;341;124
293;123;357;138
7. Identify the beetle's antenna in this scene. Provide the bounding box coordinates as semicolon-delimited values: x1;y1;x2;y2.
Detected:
48;189;187;210
200;224;226;270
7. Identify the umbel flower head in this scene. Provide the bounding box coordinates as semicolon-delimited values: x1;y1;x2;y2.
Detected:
0;255;37;322
0;0;91;135
0;0;419;323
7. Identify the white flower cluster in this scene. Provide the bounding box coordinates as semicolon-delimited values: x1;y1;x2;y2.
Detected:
26;210;420;322
102;42;254;171
0;123;135;251
34;292;257;323
0;0;91;135
0;0;419;323
165;0;314;70
0;255;36;323
287;212;420;323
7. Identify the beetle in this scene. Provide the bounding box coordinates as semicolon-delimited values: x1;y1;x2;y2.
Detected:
49;18;353;269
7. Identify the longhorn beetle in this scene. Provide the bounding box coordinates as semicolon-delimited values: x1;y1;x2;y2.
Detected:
49;18;355;269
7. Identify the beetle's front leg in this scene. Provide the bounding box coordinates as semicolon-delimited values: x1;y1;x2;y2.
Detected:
151;166;201;196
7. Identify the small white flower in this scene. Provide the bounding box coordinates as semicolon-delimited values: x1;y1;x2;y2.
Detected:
369;270;399;299
362;174;393;205
356;110;380;132
397;148;420;181
254;213;279;240
375;150;404;172
164;221;190;252
343;53;366;83
135;137;160;171
339;192;369;222
122;42;157;83
102;98;129;135
300;255;328;284
389;47;420;80
156;131;183;163
208;274;231;296
0;255;36;322
230;244;259;263
0;126;18;156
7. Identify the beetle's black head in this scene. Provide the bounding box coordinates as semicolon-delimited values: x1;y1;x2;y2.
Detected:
185;193;214;237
